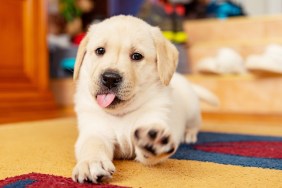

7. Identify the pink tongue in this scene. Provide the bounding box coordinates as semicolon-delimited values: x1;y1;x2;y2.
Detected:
97;94;116;108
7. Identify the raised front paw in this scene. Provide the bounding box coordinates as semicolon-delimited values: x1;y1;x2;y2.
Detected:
133;124;177;165
72;159;115;184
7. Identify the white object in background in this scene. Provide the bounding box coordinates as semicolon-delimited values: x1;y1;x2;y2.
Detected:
234;0;282;16
196;48;246;75
48;34;71;48
246;44;282;74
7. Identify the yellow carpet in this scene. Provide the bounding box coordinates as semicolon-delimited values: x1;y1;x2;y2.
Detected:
0;117;282;187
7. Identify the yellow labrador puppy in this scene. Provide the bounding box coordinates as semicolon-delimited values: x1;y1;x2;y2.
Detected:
72;15;218;183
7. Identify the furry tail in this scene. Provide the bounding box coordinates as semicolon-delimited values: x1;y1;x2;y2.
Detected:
191;84;219;106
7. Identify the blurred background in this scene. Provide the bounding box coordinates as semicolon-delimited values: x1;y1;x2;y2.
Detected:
1;0;282;123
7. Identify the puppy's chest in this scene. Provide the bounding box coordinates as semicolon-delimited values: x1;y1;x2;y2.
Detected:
112;122;135;159
114;134;135;159
108;115;137;159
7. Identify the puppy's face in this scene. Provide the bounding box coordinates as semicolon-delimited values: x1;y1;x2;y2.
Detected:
74;16;178;113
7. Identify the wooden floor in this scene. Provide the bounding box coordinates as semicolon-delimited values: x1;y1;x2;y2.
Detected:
202;112;282;125
0;106;75;124
1;104;282;128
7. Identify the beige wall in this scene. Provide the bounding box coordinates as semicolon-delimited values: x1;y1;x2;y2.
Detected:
235;0;282;16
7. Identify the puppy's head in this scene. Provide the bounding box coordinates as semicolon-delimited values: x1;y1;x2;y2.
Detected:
74;15;178;113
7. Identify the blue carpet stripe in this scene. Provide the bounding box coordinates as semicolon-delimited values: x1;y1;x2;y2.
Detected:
3;179;36;188
196;132;282;143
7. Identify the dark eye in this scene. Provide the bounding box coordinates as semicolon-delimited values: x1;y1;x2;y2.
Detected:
95;47;105;55
131;53;143;61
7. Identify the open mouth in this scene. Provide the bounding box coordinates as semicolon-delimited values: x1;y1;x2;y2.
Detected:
96;93;122;108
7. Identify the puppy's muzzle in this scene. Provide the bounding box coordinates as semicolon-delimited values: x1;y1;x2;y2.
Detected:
101;71;123;89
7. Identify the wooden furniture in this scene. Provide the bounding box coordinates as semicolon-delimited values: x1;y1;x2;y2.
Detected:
184;15;282;116
0;1;58;123
184;15;282;70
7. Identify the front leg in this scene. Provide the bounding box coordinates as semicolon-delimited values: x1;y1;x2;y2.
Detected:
72;134;115;183
133;123;178;165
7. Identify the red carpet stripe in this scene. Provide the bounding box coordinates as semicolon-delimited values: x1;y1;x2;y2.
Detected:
0;173;128;188
194;141;282;159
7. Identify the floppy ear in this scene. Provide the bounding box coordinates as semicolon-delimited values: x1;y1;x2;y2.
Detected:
151;27;179;85
73;35;89;80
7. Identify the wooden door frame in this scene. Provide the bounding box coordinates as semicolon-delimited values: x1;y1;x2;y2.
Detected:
23;0;49;91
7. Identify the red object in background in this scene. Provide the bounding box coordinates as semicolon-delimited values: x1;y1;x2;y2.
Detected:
159;0;186;16
73;33;86;45
175;5;185;16
164;3;174;14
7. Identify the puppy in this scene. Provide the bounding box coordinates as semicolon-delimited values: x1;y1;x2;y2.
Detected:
72;15;218;183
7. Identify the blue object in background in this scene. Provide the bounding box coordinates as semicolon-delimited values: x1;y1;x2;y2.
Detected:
61;58;75;70
206;0;245;19
108;0;144;16
49;45;77;78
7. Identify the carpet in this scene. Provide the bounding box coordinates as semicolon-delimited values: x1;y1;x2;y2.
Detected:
0;117;282;188
0;173;127;188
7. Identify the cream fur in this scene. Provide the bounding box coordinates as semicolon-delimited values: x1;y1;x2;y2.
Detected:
72;15;218;184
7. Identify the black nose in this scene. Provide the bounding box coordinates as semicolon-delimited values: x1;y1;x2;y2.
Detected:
101;72;122;89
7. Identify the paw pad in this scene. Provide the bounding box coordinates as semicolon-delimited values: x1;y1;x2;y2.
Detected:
148;129;158;140
133;126;176;160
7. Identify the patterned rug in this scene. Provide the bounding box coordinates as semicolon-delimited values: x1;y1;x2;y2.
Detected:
0;117;281;187
0;173;127;188
174;132;282;170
